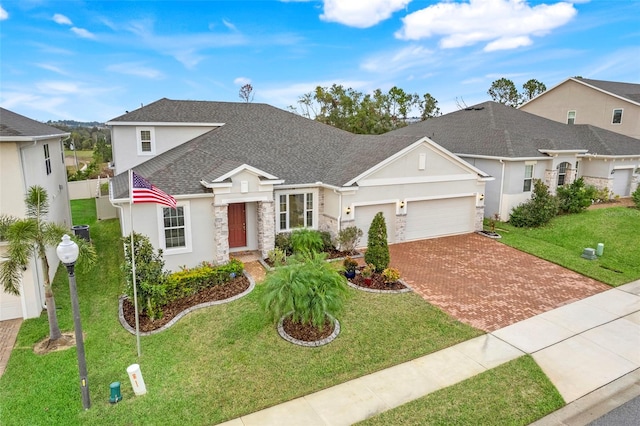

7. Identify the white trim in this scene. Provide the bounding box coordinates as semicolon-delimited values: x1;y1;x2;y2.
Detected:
275;189;319;233
107;121;224;127
344;137;490;186
259;179;285;186
157;201;192;255
210;164;279;183
357;174;477;187
214;195;272;206
404;193;476;203
538;149;588;155
613;165;636;170
0;133;69;142
459;153;549;162
611;108;623;125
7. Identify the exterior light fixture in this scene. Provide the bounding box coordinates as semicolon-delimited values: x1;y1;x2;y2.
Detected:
345;206;351;215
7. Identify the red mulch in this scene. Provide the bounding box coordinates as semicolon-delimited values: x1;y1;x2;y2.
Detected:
122;275;250;332
282;314;334;342
349;270;407;291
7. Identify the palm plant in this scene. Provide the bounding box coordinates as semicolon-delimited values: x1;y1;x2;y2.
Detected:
261;252;350;331
0;186;96;344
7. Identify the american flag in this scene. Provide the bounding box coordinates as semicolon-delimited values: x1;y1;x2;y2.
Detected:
131;171;177;209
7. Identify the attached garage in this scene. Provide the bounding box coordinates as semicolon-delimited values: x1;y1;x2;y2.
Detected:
404;196;475;241
354;203;397;248
612;168;633;196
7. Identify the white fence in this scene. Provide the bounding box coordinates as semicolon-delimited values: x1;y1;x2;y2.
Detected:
68;178;118;220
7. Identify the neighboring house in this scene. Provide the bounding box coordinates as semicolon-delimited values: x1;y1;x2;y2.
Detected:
0;108;71;321
108;99;490;271
388;101;640;220
519;77;640;139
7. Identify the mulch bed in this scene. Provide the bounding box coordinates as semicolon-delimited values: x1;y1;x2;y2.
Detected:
349;270;407;291
122;275;250;332
282;314;334;342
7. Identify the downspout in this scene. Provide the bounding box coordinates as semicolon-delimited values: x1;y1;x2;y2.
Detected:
334;189;343;234
498;159;505;218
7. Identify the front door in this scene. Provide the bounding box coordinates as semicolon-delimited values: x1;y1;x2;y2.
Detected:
228;203;247;248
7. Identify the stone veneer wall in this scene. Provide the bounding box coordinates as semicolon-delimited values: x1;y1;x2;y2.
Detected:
213;204;229;265
257;200;275;259
475;206;484;231
395;215;406;243
582;176;613;194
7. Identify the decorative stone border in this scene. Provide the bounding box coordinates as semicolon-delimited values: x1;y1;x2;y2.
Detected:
277;313;340;347
118;271;256;336
346;278;413;294
476;230;502;239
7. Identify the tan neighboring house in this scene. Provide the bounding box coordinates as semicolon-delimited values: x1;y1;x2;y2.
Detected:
520;77;640;139
108;99;490;271
0;108;71;321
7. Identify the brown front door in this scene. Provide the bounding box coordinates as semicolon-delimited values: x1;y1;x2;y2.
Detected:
228;203;246;248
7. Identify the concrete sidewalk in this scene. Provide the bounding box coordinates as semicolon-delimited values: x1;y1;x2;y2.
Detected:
219;280;640;426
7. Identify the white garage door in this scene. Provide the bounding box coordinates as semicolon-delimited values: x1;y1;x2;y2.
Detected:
612;169;632;196
0;291;23;321
405;197;475;241
353;204;397;248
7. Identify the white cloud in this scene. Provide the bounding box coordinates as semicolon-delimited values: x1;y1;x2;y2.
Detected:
71;27;96;39
234;77;252;85
107;63;164;79
396;0;577;51
36;81;81;95
320;0;410;28
53;13;72;26
361;44;436;74
35;63;70;76
222;19;238;32
0;6;8;20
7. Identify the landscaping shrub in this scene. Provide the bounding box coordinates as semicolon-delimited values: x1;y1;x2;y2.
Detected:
633;185;640;208
364;212;390;272
122;233;168;320
275;232;292;255
592;187;612;203
290;228;324;255
261;252;350;330
556;177;596;214
382;267;401;283
337;226;363;254
266;247;287;267
509;179;559;228
319;230;335;252
166;259;244;301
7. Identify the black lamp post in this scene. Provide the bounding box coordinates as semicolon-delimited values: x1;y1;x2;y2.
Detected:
56;234;91;410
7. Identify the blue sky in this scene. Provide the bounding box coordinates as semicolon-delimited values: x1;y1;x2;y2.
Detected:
1;0;639;122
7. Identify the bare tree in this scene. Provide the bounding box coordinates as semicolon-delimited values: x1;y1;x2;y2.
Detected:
239;84;254;103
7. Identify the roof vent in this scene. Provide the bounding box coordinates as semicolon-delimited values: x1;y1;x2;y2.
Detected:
474;107;485;110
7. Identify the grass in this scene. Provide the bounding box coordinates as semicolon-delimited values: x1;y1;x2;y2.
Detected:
70;198;97;226
494;207;640;286
0;202;483;425
358;355;564;426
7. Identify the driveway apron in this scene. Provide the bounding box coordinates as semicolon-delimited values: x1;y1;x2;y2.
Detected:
389;233;610;332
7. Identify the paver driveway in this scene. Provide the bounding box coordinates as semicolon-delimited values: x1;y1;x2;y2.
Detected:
388;233;610;332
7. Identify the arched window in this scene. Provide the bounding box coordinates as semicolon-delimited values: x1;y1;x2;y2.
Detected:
557;162;571;186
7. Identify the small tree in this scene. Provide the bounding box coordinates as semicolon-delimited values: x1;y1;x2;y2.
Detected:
0;186;96;345
632;185;640;208
364;212;390;272
121;232;168;320
510;180;559;227
556;177;596;214
261;252;349;331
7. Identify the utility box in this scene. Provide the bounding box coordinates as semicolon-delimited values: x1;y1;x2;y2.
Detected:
72;225;90;242
127;364;147;396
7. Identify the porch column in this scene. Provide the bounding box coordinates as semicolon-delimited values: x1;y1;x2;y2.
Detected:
257;201;275;259
213;204;229;265
544;170;557;194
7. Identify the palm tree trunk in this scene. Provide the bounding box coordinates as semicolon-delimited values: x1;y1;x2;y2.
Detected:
40;253;63;341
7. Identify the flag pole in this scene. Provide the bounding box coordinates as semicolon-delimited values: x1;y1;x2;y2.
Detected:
129;169;141;358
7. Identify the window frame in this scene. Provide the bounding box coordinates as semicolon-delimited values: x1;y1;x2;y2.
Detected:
567;110;576;125
612;108;623;125
557;162;571;187
523;164;534;192
44;143;52;175
275;189;318;233
156;201;192;255
136;127;156;155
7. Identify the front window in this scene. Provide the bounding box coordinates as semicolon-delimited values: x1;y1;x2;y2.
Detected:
557;162;570;186
44;144;52;175
567;110;576;125
278;192;314;231
612;109;623;124
523;164;534;192
163;206;185;248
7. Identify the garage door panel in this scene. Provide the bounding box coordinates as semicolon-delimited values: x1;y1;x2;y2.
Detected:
612;169;632;196
354;204;396;248
405;197;475;241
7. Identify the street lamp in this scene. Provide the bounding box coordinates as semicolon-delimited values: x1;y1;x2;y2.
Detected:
56;234;91;410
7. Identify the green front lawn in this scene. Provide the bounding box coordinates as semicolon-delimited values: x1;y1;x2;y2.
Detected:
359;355;564;426
494;206;640;286
0;210;482;425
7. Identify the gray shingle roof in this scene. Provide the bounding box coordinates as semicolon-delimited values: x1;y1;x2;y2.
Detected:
111;99;427;198
387;101;640;158
0;107;68;140
574;78;640;104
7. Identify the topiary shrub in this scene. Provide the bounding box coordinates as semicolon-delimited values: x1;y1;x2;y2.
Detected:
364;212;390;272
556;177;596;214
290;228;324;255
633;185;640;208
261;252;350;331
509;179;559;227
